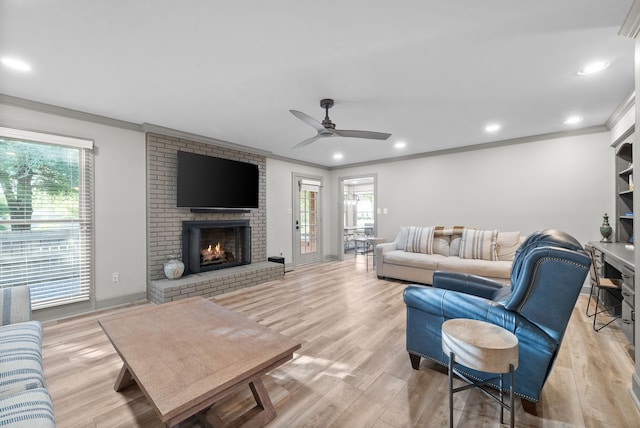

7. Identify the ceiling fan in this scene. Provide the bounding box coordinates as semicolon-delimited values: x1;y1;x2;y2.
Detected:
290;99;391;149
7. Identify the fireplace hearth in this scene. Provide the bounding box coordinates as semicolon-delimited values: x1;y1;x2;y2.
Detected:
182;220;251;275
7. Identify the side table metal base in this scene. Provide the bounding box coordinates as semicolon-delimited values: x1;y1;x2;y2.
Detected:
448;352;515;428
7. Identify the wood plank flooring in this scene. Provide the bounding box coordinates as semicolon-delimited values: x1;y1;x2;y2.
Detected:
41;257;639;427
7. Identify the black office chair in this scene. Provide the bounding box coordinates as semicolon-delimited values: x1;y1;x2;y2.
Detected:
584;243;624;331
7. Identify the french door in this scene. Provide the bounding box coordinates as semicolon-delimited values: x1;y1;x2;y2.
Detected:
292;174;322;266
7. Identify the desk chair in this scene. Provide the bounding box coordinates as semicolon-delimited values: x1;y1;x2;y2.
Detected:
585;244;623;331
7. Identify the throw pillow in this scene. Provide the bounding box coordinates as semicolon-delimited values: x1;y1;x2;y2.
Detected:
433;225;465;236
449;226;473;256
497;231;521;261
459;229;498;261
405;226;434;254
396;226;409;250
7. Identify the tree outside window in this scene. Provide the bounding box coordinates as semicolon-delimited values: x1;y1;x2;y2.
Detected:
0;135;92;309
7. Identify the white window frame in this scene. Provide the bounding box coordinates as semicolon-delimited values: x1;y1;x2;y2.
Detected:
0;126;94;310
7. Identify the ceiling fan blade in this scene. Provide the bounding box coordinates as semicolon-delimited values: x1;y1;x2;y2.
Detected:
289;110;326;133
333;130;391;140
292;134;323;149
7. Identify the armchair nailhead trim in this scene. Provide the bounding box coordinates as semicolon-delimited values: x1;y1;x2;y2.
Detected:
516;257;588;312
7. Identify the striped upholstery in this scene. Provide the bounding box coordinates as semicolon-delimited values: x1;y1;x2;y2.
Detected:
0;322;44;399
433;225;465;236
405;226;434;254
0;288;32;327
0;388;55;427
0;287;53;426
459;229;499;261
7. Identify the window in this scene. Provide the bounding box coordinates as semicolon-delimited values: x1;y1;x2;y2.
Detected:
355;193;374;226
0;127;93;309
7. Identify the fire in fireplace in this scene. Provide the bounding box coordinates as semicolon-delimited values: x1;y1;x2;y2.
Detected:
201;242;228;264
182;220;251;275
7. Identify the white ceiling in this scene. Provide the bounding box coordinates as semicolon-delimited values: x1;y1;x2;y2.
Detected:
0;0;636;167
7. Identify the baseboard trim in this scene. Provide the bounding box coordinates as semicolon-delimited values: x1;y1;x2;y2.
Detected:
95;292;148;310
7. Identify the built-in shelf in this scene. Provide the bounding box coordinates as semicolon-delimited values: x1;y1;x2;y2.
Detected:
619;166;633;176
615;136;634;243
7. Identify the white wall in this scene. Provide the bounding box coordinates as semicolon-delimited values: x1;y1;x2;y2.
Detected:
0;104;147;308
0;101;617;312
327;131;614;256
266;158;332;264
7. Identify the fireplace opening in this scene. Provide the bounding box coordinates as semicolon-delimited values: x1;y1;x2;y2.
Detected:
182;220;251;275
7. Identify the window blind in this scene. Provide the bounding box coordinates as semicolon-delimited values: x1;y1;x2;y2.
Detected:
0;129;94;309
299;178;322;192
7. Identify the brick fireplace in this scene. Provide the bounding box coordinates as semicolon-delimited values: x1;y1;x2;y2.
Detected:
182;220;251;275
146;131;280;303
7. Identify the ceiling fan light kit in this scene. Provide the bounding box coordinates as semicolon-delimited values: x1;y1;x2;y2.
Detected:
290;98;391;149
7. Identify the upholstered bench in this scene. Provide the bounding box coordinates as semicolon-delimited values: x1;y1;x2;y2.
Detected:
0;287;55;427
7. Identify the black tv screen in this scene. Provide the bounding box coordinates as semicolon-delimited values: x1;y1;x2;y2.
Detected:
177;151;259;209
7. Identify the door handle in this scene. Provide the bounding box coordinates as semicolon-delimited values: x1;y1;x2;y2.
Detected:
295;220;299;230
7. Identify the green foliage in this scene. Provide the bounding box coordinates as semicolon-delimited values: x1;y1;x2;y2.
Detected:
0;138;79;228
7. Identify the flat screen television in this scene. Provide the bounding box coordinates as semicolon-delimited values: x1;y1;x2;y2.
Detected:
176;151;259;209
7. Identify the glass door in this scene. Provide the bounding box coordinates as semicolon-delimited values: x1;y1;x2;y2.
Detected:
340;176;376;259
293;175;322;266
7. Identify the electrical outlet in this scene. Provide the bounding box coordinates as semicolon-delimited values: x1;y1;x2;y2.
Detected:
112;272;119;283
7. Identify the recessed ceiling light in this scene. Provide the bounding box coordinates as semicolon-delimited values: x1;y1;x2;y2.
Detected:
333;153;343;160
394;141;406;149
485;123;501;133
564;115;583;125
1;57;32;72
577;61;609;75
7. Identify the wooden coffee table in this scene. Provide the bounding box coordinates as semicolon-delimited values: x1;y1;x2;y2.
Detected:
99;297;301;427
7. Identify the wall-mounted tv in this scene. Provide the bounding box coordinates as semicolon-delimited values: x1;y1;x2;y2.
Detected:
176;151;259;209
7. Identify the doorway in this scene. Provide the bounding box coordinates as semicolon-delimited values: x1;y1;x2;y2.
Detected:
292;174;323;266
339;175;377;260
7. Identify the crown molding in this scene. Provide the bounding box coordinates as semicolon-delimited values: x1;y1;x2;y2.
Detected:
0;93;142;132
620;0;640;38
142;123;272;158
265;153;329;170
605;91;636;130
327;125;609;170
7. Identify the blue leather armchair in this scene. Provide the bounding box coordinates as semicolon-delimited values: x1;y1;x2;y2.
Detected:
403;229;590;403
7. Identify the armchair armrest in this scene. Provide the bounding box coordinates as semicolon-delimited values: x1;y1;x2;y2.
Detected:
0;286;32;325
403;285;555;349
433;271;507;300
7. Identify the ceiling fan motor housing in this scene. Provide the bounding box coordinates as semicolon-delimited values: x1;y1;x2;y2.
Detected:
320;98;336;129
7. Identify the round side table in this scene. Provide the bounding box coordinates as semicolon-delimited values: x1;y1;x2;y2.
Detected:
365;237;386;271
442;318;519;428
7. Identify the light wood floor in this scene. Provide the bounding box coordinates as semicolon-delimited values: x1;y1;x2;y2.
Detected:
42;257;639;427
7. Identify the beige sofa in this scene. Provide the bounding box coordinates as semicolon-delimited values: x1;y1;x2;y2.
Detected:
375;226;523;285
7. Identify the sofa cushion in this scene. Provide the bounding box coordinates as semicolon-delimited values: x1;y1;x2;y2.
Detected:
432;226;464;257
459;229;498;261
0;322;44;399
0;388;55;428
383;250;445;270
405;226;434;254
448;227;471;256
437;257;512;279
432;235;451;257
497;231;522;261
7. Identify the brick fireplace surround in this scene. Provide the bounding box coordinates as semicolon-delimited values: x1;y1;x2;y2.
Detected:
146;132;283;303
